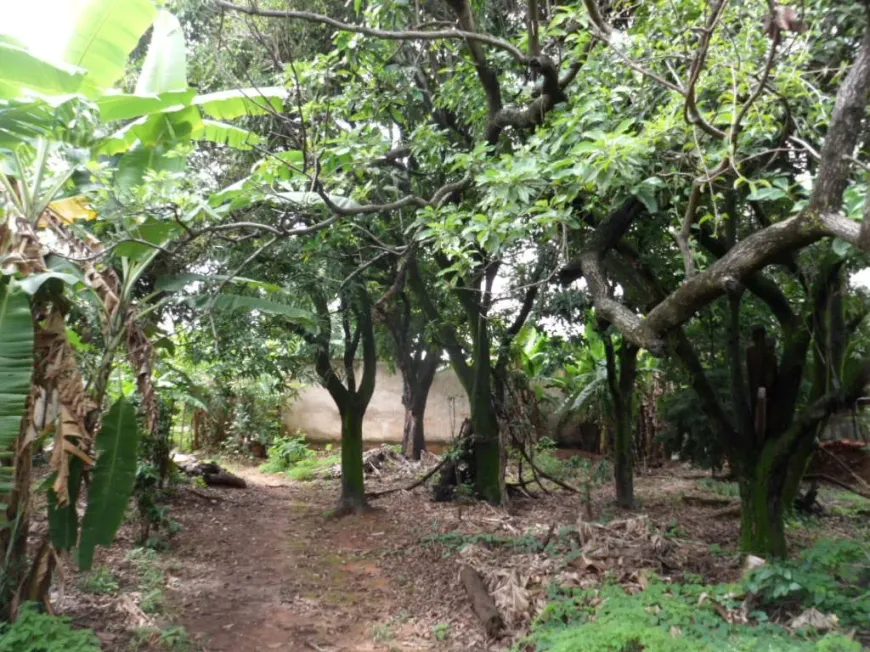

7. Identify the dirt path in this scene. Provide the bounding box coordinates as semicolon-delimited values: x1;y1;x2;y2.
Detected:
167;467;434;652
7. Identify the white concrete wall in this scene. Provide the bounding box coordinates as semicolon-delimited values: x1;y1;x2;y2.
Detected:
282;363;471;443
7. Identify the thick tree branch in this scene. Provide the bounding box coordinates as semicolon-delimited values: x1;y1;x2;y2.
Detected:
215;0;526;62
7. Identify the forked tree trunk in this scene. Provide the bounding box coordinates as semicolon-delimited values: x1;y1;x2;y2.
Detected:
400;357;437;461
339;403;367;512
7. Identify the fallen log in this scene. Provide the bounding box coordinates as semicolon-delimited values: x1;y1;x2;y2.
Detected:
460;565;503;637
172;453;247;489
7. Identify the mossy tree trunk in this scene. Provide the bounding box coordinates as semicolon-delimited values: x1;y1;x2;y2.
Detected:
409;256;542;506
338;401;366;510
603;333;638;510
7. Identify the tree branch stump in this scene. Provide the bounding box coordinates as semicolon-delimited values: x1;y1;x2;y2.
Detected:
460;565;503;637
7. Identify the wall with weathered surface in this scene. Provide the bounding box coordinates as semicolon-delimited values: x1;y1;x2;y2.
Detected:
282;363;471;443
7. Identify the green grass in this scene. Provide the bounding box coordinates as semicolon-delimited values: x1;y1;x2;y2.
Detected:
696;477;740;498
77;566;119;595
285;454;340;481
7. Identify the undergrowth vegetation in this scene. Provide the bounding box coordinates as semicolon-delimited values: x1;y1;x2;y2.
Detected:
0;604;100;651
259;433;340;481
523;537;868;651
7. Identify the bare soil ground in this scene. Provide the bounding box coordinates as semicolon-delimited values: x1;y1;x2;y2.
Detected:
50;459;870;652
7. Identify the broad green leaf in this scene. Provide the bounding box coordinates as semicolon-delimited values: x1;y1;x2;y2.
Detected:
190;293;316;331
269;191;362;211
0;43;84;98
747;186;787;202
99;117;145;154
0;278;34;526
135;10;188;95
131;104;203;147
114;146;186;194
155;273;282;293
832;238;853;259
96;89;196;123
15;271;81;295
192;119;261;150
114;219;184;259
47;458;84;550
64;0;158;94
193;87;285;120
0;99;53;146
78;397;140;571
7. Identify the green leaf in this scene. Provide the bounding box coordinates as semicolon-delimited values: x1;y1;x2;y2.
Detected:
96;89;196;123
190;294;316;331
0;42;84;99
832;238;853;259
114;146;186;194
155;273;282;293
15;271;81;296
78;397;140;571
192;119;261;150
0;278;34;526
193;87;285;120
269;191;362;211
64;0;158;94
114;219;184;260
747;186;787;202
47;457;84;551
135;10;188;94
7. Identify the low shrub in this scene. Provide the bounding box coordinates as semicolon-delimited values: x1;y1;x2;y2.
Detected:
523;579;861;651
260;433;312;473
744;537;870;629
0;603;100;651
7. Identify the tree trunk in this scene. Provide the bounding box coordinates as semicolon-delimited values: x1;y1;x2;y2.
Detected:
739;435;815;558
339;403;368;512
402;401;427;460
401;361;435;460
472;394;501;505
471;335;500;504
614;343;638;509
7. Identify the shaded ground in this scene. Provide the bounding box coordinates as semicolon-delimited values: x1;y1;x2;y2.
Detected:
50;458;870;651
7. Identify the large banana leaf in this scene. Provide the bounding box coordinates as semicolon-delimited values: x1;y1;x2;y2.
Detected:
0;279;34;521
193;87;286;120
97;90;196;123
0;42;84;99
135;10;188;95
47;457;84;550
64;0;157;94
193;119;262;150
78;397;139;571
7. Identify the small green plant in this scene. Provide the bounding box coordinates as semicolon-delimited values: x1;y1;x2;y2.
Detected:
697;477;740;498
744;537;870;629
78;566;119;595
433;623;450;641
0;603;100;651
156;626;196;650
285;454;340;481
665;519;688;539
373;623;393;642
125;547;167;615
260;433;312;473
